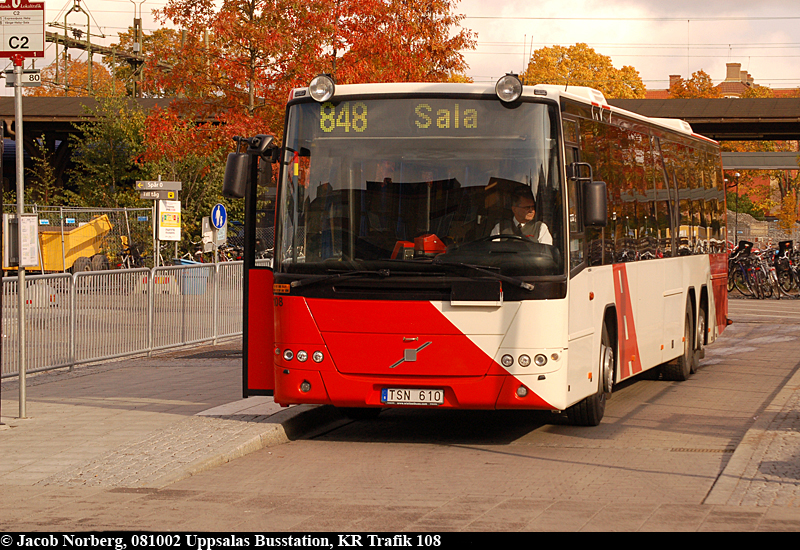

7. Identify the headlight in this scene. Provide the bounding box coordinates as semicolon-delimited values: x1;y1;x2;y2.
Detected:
534;354;548;367
312;351;324;363
496;73;522;103
283;349;294;361
501;354;514;367
297;350;308;362
518;354;531;367
309;74;335;102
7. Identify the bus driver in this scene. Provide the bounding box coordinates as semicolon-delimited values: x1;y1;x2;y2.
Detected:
491;186;552;245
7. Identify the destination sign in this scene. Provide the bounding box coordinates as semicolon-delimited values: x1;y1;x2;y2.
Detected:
295;98;549;141
136;180;182;191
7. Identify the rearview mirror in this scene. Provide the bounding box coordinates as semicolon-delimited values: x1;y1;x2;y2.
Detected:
222;135;278;199
583;180;607;227
223;152;250;199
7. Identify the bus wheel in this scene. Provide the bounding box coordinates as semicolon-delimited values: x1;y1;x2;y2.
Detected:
567;324;612;426
338;407;382;421
662;308;694;381
692;305;706;374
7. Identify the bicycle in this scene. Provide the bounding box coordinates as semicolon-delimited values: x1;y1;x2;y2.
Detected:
118;236;145;269
728;241;756;297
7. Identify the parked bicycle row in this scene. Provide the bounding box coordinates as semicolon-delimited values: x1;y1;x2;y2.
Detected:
728;240;800;299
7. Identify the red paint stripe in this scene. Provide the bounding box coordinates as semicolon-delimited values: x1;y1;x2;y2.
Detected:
613;264;643;379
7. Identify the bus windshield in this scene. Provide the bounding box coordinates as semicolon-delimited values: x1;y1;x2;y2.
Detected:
276;97;564;279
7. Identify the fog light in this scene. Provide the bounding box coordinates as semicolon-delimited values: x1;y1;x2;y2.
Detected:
518;354;531;367
312;351;324;363
300;380;311;393
496;73;522;103
534;354;547;367
516;386;528;397
309;74;335;102
283;349;294;361
297;350;308;362
501;354;514;367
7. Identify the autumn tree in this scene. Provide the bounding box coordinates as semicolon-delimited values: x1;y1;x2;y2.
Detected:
522;43;645;99
668;70;720;99
332;0;476;84
148;0;475;134
25;57;119;97
104;28;184;97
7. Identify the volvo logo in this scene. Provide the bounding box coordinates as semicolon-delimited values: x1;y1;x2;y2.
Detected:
389;341;432;368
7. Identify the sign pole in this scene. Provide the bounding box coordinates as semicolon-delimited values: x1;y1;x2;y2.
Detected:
13;53;27;419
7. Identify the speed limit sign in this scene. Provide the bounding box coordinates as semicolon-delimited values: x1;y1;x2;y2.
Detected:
0;0;45;59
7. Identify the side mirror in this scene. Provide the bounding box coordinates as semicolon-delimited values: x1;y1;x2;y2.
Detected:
223;135;279;199
583;180;607;227
223;152;249;199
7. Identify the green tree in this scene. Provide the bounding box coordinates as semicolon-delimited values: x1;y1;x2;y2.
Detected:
727;190;766;220
25;136;79;205
68;97;147;207
523;43;645;99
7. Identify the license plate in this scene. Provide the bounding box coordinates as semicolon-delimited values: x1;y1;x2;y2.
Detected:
381;388;444;406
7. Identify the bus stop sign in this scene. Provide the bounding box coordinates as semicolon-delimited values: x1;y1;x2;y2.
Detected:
0;0;45;60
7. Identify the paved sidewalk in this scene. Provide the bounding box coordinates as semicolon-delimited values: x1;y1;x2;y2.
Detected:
0;340;344;489
1;299;800;530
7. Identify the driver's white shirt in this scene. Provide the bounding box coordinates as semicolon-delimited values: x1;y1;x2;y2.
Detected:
490;219;553;245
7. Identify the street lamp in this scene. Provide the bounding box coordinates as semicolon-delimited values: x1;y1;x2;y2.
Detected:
735;172;740;246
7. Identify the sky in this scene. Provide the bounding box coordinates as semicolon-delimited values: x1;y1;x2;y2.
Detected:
6;0;800;94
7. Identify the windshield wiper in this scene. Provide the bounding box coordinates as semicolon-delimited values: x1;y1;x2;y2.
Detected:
430;259;534;292
289;269;391;289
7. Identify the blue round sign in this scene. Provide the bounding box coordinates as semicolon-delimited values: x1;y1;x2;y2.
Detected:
211;203;227;230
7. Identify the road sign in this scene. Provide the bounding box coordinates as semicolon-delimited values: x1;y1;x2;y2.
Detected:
211;203;227;230
4;68;40;86
139;190;178;200
0;1;45;60
136;180;182;191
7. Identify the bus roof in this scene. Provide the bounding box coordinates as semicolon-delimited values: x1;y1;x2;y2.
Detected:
290;82;716;144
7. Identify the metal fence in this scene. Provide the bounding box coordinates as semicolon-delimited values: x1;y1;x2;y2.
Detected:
2;205;156;271
1;262;243;379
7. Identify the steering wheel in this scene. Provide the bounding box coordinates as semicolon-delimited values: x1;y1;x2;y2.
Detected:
473;234;533;244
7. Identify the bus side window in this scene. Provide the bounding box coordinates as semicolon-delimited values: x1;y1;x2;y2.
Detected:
565;145;585;271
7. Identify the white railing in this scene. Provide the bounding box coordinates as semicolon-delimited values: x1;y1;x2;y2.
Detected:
1;262;243;379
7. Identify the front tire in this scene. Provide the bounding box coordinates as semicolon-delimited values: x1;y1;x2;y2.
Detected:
567;323;614;426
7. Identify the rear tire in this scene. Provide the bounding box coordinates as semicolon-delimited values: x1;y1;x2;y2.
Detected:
91;254;109;271
692;305;706;374
732;269;752;296
71;256;91;273
661;308;694;381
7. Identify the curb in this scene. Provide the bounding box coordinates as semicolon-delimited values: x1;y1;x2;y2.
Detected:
147;404;348;489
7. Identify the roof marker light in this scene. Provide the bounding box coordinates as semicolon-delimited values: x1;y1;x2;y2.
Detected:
309;74;335;103
496;73;522;103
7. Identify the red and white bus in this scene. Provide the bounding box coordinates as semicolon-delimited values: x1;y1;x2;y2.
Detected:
224;75;728;425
